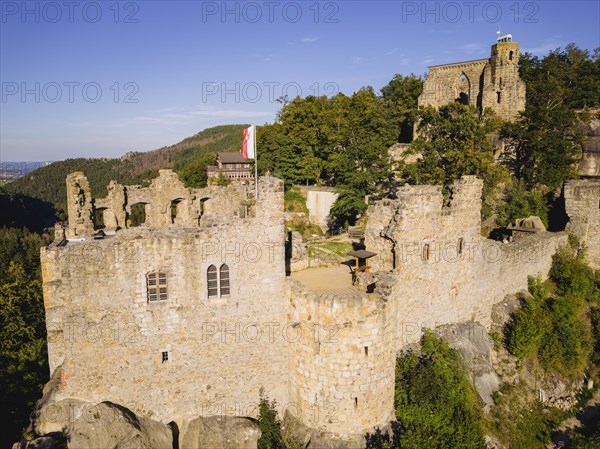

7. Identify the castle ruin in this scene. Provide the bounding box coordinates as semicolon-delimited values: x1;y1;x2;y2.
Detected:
39;170;599;446
419;35;526;121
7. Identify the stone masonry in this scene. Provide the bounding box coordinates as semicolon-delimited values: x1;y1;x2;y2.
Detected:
419;35;526;121
40;170;596;446
564;179;600;270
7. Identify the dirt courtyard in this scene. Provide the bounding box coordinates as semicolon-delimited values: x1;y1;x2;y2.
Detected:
291;265;353;291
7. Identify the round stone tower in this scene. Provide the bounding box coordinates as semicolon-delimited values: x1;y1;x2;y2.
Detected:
287;282;397;440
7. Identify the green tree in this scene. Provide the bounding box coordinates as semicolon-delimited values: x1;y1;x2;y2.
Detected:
500;45;600;190
405;103;508;218
380;74;423;142
504;288;552;359
257;388;283;449
495;180;549;228
539;296;590;377
549;241;600;302
0;261;48;447
392;332;486;449
177;152;216;188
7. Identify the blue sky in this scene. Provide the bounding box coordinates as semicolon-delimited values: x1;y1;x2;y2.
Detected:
1;1;599;161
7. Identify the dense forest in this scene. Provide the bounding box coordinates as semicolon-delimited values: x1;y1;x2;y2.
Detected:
1;44;599;447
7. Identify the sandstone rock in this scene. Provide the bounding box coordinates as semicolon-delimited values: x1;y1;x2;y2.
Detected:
282;411;365;449
12;436;63;449
435;322;500;410
490;293;522;332
180;415;260;449
514;215;546;231
67;402;172;449
30;366;87;436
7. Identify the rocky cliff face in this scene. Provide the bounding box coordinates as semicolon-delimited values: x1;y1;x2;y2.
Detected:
435;294;586;416
13;367;261;449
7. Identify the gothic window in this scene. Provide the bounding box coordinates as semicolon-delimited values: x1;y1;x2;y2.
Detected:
219;264;230;296
207;264;232;298
147;271;168;302
207;265;218;297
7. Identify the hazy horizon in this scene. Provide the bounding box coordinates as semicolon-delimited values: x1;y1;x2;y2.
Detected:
1;1;599;162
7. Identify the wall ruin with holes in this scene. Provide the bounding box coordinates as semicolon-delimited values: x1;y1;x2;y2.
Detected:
42;173;290;427
64;169;251;238
418;40;526;121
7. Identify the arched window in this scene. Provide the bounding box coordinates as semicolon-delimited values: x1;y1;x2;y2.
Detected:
509;50;514;61
219;264;230;296
147;271;168;302
207;265;218;297
207;264;231;298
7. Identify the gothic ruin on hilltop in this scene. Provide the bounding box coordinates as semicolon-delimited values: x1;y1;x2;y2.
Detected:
419;34;526;121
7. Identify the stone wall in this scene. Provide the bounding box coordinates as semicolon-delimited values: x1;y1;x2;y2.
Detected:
42;170;576;445
66;172;94;238
42;174;289;429
304;189;338;228
364;175;568;348
65;169;251;237
564;179;600;269
419;40;525;122
578;115;600;178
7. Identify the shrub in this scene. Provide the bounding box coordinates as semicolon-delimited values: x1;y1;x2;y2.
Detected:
538;297;591;376
257;388;283;449
504;279;552;359
550;241;600;303
391;332;486;449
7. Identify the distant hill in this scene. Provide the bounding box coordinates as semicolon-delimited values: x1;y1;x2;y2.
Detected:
4;124;248;219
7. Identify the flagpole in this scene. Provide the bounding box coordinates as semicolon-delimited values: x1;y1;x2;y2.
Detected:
254;125;258;200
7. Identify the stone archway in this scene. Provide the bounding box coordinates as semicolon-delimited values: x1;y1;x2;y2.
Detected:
454;72;471;105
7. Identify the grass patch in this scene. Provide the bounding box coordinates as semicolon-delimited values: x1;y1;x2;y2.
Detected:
284;187;308;214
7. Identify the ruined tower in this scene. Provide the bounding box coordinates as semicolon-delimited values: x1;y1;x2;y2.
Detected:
481;35;526;120
419;35;526;121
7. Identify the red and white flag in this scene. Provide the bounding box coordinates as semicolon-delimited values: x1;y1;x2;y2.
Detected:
242;125;256;159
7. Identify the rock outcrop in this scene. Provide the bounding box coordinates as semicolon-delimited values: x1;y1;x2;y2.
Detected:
180;415;261;449
434;322;500;410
